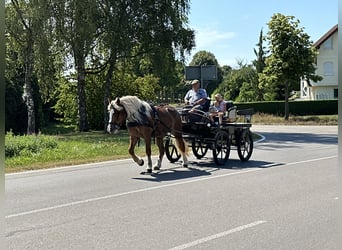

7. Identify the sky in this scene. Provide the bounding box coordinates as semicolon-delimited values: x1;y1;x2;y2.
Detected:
186;0;338;67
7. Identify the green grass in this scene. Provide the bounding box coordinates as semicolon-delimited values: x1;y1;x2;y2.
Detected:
5;114;338;173
5;130;158;173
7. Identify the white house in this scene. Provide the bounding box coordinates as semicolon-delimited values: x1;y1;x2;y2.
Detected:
300;24;338;100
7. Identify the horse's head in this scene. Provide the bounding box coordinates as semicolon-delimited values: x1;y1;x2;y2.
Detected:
107;98;127;134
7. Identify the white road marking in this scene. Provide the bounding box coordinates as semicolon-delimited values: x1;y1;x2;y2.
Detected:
6;168;261;218
6;158;131;176
168;220;267;250
6;155;337;219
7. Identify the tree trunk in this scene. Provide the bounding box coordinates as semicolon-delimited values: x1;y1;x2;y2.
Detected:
24;42;36;135
284;81;289;120
103;61;115;131
76;57;89;132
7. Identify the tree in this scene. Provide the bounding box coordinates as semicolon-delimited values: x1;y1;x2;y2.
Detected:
252;29;266;101
260;13;322;119
6;0;38;134
215;60;257;102
6;0;58;134
99;0;195;130
51;0;102;132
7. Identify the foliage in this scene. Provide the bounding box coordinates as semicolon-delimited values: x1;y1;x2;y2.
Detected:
235;99;338;116
53;77;78;128
5;0;55;134
259;13;322;119
112;60;162;100
214;62;257;102
253;29;267;74
5;131;58;158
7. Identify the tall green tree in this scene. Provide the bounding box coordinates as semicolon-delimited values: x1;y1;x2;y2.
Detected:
260;13;321;119
252;29;266;101
51;0;102;132
5;0;51;134
99;0;195;129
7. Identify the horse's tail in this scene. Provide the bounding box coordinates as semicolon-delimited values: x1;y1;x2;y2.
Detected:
175;137;189;156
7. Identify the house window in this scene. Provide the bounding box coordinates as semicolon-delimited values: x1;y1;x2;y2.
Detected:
323;62;334;76
322;37;333;49
334;88;338;98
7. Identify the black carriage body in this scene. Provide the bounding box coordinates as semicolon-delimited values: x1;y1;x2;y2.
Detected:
165;107;254;165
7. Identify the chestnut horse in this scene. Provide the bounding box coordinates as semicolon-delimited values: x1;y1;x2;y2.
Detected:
107;96;188;173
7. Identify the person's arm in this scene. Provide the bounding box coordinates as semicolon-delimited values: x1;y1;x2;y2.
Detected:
184;91;190;104
195;89;208;105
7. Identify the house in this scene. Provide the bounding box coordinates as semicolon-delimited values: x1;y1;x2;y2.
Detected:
300;24;338;100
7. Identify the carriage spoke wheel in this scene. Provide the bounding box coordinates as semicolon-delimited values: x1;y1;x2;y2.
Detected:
165;136;181;163
237;129;253;161
192;139;209;159
212;131;230;165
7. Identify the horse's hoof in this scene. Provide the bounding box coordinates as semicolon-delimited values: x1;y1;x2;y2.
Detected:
138;159;144;166
140;169;152;175
183;163;188;168
153;166;160;170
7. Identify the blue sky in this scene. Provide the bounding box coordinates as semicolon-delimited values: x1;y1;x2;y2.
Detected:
186;0;338;67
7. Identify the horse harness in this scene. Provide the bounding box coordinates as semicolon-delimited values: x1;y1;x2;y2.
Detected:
125;104;171;137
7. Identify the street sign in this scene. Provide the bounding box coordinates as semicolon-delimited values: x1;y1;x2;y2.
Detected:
185;66;201;80
185;65;217;88
201;65;217;80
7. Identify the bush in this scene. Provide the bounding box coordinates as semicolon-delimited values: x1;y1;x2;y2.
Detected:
5;131;58;158
235;100;338;116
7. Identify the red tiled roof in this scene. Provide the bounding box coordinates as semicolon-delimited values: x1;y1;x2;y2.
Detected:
313;24;338;48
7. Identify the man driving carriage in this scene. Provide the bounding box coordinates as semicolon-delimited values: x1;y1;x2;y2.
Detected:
184;79;210;112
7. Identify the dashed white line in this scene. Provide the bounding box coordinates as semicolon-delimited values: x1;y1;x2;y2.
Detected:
6;168;261;218
168;220;267;250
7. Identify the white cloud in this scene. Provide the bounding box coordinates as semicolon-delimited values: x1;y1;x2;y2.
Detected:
193;26;236;49
186;25;238;66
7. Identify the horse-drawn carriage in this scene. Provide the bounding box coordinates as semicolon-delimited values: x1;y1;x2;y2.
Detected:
164;105;254;166
107;96;254;173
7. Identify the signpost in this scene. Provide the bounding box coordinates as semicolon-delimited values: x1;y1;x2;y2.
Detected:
185;65;217;88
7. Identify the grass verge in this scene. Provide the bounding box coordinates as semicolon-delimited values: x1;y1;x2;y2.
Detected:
5;130;158;173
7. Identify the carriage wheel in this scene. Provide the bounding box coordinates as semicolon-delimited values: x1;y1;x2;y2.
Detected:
192;139;209;159
237;129;253;161
212;130;230;165
165;136;181;163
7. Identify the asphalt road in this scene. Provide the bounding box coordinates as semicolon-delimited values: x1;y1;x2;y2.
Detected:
5;125;338;250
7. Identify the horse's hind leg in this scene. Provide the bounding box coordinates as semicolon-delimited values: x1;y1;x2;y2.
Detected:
175;137;188;167
153;137;164;170
129;136;144;166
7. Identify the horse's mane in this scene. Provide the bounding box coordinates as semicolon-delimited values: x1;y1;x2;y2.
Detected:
112;95;152;122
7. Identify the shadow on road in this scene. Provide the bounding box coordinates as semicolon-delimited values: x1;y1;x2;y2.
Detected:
132;159;282;183
132;129;337;183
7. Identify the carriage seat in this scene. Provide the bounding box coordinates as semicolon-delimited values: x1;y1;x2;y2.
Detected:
222;101;237;123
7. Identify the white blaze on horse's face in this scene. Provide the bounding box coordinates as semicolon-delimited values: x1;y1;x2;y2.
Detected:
107;107;120;134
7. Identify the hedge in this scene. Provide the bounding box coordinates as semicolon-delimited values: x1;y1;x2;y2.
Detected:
235;100;338;116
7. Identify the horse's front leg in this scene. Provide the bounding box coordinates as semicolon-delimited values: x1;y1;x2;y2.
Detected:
128;136;144;166
144;137;153;173
153;137;164;170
